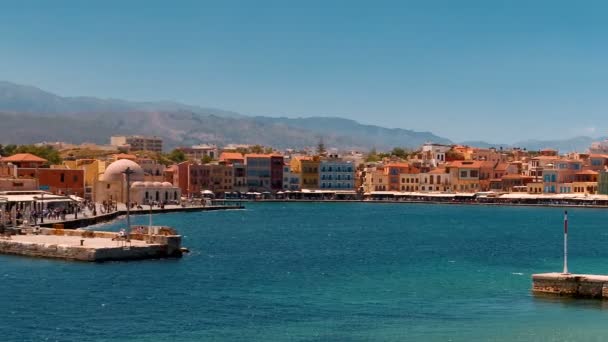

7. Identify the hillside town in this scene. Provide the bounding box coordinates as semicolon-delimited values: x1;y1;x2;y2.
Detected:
1;135;608;206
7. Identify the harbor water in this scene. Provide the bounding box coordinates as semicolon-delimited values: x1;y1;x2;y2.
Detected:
2;202;608;341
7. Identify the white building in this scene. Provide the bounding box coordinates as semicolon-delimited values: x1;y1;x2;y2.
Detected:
110;135;163;153
421;143;451;167
94;159;180;204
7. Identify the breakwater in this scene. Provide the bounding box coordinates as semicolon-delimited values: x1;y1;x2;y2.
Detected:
0;226;182;262
532;273;608;299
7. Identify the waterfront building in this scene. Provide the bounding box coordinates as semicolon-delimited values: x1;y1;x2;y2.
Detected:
0;153;47;168
446;160;482;192
383;163;417;191
419;167;450;192
94;158;180;204
498;174;535;192
245;154;271;192
363;166;388;192
18;167;85;197
187;163;233;196
541;160;582;193
282;164;300;191
110;135;163;153
270;155;284;191
290;156;320;190
94;158;145;203
572;170;599;194
232;163;248;193
319;158;355;190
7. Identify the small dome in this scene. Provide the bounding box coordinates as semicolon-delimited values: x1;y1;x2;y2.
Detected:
131;181;145;188
143;181;154;187
152;182;163;187
161;182;173;188
102;159;144;182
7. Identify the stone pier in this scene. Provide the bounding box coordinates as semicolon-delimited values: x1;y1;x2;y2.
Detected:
0;227;183;262
532;273;608;299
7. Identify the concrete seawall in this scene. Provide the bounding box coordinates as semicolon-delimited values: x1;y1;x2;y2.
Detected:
0;227;183;262
532;273;608;299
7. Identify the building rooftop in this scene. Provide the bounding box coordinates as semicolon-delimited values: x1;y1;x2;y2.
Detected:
0;153;47;163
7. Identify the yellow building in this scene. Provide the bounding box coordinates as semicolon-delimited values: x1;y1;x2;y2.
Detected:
290;156;320;190
363;166;388;193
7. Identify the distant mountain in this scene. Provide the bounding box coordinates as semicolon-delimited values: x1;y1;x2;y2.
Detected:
0;81;243;118
0;81;451;150
459;136;606;153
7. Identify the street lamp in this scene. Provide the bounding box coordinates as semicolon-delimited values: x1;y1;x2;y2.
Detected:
122;167;135;233
40;192;44;224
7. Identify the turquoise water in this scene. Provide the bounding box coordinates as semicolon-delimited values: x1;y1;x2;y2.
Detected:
2;203;608;341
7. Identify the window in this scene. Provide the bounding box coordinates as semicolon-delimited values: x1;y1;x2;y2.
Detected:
60;173;65;183
470;170;479;178
460;171;467;178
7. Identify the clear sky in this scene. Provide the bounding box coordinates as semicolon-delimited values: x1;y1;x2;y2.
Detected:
1;0;607;143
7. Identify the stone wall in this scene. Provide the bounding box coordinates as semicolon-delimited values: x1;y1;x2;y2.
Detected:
533;273;608;299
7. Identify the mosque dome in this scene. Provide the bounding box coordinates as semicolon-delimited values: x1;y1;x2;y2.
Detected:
161;182;173;188
152;182;163;187
102;159;145;182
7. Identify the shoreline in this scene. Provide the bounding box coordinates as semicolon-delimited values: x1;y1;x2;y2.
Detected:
219;198;608;209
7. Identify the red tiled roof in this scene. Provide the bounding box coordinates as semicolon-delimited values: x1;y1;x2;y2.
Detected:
220;152;244;160
428;168;447;174
1;153;47;163
447;160;483;168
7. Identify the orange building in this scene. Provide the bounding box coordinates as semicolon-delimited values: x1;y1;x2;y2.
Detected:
17;168;85;196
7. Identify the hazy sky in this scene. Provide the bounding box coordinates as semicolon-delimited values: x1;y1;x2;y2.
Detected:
1;0;607;143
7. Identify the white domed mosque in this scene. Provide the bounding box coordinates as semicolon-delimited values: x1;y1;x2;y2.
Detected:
94;159;181;205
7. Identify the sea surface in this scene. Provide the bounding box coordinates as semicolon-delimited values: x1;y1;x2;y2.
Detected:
2;202;608;341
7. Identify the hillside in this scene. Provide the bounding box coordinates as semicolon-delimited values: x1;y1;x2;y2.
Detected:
0;81;452;150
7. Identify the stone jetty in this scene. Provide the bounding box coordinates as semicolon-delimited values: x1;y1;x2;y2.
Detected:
532;273;608;299
0;226;183;262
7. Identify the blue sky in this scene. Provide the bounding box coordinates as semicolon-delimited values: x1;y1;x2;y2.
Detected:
1;0;607;143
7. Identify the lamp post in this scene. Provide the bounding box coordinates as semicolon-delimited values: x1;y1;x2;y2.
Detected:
40;192;44;224
122;167;135;233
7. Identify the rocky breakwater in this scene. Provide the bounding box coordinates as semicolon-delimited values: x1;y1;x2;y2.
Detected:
0;226;183;262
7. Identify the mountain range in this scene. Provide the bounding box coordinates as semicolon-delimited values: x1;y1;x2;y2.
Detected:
0;81;602;152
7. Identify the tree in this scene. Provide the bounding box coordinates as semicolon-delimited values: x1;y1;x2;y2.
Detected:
167;149;186;163
317;138;326;156
391;147;409;159
201;155;213;164
250;145;264;154
365;148;381;162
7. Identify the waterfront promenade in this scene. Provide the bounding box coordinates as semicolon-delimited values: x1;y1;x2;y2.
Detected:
35;203;245;229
